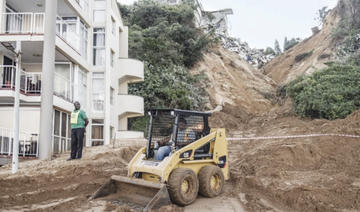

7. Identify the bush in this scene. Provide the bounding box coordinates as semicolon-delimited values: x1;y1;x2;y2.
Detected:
294;51;313;63
120;0;212;132
286;65;360;120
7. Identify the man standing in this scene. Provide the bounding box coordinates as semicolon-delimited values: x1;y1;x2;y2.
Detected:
68;101;89;160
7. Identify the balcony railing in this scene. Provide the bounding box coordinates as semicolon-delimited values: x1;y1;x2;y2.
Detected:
0;12;45;34
0;65;41;95
0;127;39;157
20;70;42;94
0;65;72;101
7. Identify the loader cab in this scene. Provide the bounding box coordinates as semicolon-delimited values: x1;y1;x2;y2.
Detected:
146;109;211;159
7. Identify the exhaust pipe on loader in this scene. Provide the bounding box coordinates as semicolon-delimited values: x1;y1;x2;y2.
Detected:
90;175;171;211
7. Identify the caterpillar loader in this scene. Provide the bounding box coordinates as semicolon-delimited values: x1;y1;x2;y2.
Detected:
90;109;229;211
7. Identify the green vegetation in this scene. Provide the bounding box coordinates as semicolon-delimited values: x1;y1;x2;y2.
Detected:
264;47;276;56
283;37;300;51
274;39;282;55
286;65;360;120
119;0;213;131
315;6;330;26
294;51;313;63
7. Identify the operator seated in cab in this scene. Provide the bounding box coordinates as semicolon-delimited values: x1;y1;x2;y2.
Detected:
155;118;196;161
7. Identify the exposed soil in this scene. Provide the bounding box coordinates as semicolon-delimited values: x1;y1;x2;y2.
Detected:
1;2;359;212
262;9;340;85
1;110;360;212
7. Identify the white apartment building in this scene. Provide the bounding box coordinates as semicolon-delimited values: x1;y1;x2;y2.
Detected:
0;0;144;156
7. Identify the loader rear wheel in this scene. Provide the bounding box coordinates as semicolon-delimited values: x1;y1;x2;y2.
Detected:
168;168;199;206
198;165;224;197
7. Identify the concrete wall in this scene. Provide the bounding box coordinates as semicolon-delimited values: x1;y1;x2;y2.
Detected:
0;107;40;133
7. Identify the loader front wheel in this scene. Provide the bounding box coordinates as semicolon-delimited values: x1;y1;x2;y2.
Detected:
198;165;224;197
168;168;199;206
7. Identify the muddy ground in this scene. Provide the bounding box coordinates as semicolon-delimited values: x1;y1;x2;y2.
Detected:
1;110;360;212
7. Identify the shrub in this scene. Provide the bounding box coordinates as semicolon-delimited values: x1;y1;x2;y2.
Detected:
286;65;360;120
120;0;212;132
294;51;313;63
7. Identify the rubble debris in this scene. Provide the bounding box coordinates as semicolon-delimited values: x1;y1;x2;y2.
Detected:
195;3;274;68
220;35;275;68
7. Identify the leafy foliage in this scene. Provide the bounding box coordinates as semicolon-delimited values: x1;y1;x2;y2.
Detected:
283;37;300;51
315;6;331;26
119;0;212;131
286;65;360;120
294;51;313;63
274;39;282;55
264;47;276;56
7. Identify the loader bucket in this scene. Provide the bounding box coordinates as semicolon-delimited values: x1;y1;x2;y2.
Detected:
90;175;172;211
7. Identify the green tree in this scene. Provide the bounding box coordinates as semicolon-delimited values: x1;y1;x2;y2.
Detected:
274;39;282;55
264;47;276;56
120;0;212;132
283;37;300;51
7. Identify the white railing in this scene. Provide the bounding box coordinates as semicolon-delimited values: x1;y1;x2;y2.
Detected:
0;65;15;89
0;65;42;95
20;70;42;94
54;72;72;101
0;12;45;34
0;127;39;157
0;66;73;101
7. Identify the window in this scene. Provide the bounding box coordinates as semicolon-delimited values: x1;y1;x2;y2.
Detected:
93;0;106;23
52;110;71;154
93;0;106;8
54;63;72;101
78;68;87;107
91;119;104;146
93;28;105;66
92;72;105;112
80;21;88;60
93;10;106;23
110;87;114;105
110;50;115;67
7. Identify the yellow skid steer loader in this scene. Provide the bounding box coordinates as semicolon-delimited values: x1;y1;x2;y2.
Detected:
90;109;229;211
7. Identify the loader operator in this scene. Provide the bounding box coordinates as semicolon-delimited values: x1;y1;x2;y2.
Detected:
155;118;195;161
67;101;89;161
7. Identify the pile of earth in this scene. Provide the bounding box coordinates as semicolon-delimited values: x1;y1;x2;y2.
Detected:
1;109;359;211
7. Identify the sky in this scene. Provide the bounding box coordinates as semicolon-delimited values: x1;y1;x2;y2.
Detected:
118;0;338;49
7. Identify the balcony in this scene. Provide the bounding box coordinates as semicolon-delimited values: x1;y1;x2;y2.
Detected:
0;127;39;157
0;65;72;101
118;59;144;84
117;94;144;118
0;65;41;95
0;12;45;34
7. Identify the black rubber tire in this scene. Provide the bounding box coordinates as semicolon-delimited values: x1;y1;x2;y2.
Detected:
168;168;199;206
198;165;224;198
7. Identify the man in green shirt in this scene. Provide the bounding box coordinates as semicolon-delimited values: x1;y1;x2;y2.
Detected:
68;101;89;160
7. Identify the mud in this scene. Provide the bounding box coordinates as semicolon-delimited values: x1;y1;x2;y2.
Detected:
1;110;360;211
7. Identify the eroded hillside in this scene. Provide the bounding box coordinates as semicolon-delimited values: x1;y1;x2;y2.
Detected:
263;9;340;85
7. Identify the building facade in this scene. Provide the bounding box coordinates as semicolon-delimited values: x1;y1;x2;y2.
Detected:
0;0;144;156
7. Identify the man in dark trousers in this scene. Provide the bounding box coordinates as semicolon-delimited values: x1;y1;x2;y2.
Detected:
68;101;89;160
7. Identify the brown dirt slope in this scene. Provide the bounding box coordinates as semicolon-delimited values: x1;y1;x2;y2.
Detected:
228;110;360;212
191;46;276;115
263;9;340;85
